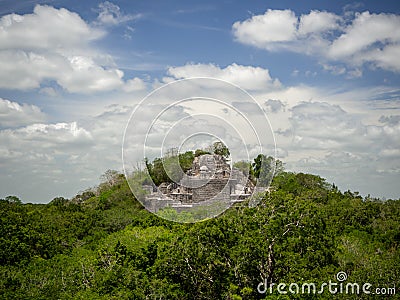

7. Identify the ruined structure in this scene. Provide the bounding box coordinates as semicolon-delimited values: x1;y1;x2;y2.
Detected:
144;153;254;212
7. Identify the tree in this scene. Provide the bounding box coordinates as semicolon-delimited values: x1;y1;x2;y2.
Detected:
0;165;399;299
194;149;210;157
213;141;230;158
50;197;68;206
5;195;22;204
251;154;284;186
252;154;273;186
178;151;195;172
145;151;196;186
100;170;124;187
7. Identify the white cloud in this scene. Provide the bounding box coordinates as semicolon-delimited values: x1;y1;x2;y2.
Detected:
0;103;138;201
0;50;134;93
233;9;339;54
285;101;398;157
0;50;59;90
298;10;341;35
0;122;93;150
233;9;297;45
0;121;94;179
275;100;400;198
123;77;147;92
328;12;400;59
260;85;321;107
0;98;46;128
166;63;281;91
237;80;399;199
289;102;363;147
0;120;98;202
233;9;400;74
0;5;103;52
58;56;125;93
359;43;400;73
96;1;141;26
0;5;145;93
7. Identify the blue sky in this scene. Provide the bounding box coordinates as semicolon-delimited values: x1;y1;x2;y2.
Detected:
0;0;399;202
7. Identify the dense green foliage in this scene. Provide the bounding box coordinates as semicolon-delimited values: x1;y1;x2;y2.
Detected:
0;171;399;299
212;141;230;158
145;151;195;186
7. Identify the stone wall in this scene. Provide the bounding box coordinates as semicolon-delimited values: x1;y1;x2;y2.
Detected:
191;178;231;203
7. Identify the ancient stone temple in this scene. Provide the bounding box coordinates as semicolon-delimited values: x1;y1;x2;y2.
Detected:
144;153;254;212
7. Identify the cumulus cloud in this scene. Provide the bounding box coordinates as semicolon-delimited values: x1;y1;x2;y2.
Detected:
0;98;46;128
166;63;281;91
233;9;297;45
0;122;93;151
298;10;341;35
289;102;364;148
0;5;103;51
0;120;97;202
328;12;400;58
273;100;400;198
233;9;339;54
0;103;135;201
0;121;94;179
123;77;147;92
0;5;145;93
233;9;400;73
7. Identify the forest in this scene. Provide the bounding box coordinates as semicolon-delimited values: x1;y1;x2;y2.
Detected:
0;158;399;299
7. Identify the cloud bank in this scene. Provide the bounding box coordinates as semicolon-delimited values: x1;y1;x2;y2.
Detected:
233;9;400;73
0;4;145;93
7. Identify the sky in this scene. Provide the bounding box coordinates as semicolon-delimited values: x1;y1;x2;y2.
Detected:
0;0;399;203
